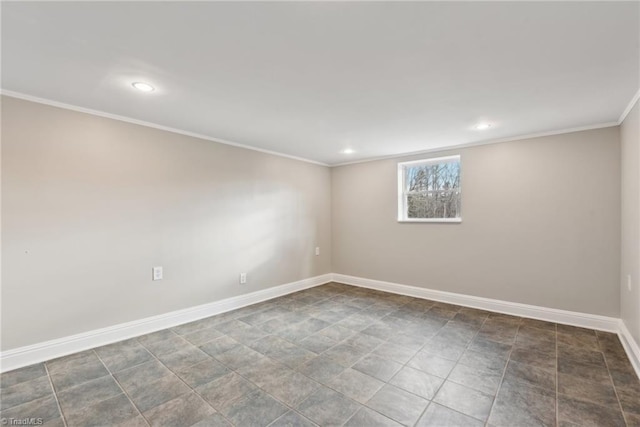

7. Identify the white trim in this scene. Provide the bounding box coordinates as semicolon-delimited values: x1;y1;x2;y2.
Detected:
333;273;640;379
0;274;332;373
1;90;622;168
618;320;640;380
331;273;620;332
618;89;640;125
332;122;619;167
3;272;638;380
397;155;460;167
398;218;462;223
397;155;462;222
0;90;329;167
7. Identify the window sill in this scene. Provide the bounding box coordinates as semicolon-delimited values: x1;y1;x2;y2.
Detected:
398;218;462;223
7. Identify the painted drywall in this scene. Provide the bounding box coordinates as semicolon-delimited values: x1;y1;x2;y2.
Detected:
1;96;331;350
621;99;640;345
332;127;621;316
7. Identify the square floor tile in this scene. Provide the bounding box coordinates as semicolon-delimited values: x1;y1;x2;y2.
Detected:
114;360;172;391
366;384;428;426
269;411;316;427
416;403;484;427
0;364;47;389
199;336;241;358
558;373;618;408
389;366;444;400
322;343;367;367
213;345;265;370
8;284;640;427
96;343;152;373
326;368;384;403
127;373;190;412
408;351;456;378
143;391;216;427
64;393;139;427
344;407;403;427
353;354;403;382
503;360;556;392
196;372;257;412
558;394;626;427
0;394;63;426
260;369;319;407
176;358;230;388
447;362;502;396
433;381;494;422
296;386;361;426
372;342;418;364
487;378;556;427
181;327;223;346
297;355;346;383
1;376;54;411
57;375;122;415
156;346;210;371
141;335;191;357
222;389;288;427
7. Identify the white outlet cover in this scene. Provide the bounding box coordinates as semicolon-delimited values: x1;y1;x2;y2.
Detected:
153;266;163;281
240;273;247;284
315;247;320;256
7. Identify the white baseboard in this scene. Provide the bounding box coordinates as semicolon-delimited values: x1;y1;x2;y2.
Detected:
4;272;639;381
332;274;620;332
618;320;640;380
0;274;332;373
332;273;640;379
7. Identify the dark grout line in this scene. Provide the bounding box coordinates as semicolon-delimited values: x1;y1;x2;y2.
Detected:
43;362;69;427
410;311;492;427
92;350;151;427
15;284;636;427
598;334;631;427
554;323;560;426
481;317;521;427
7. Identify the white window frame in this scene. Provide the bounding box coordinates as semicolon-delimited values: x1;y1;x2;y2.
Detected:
397;155;462;223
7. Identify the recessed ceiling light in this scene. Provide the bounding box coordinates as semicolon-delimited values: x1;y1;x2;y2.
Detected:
475;122;492;130
131;82;155;92
341;148;355;154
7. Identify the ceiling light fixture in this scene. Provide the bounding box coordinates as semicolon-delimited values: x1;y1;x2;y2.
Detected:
341;148;355;154
475;122;492;130
131;82;155;92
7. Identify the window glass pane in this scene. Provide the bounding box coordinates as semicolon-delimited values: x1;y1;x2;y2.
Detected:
407;190;460;219
405;161;460;193
401;157;461;220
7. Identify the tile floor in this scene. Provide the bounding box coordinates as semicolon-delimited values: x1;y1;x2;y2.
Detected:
1;283;639;427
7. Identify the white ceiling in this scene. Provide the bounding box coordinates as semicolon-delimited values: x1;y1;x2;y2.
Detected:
2;2;639;165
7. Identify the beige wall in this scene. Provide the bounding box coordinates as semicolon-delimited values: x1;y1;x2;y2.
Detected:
332;127;621;316
621;99;640;345
1;96;332;350
1;94;628;352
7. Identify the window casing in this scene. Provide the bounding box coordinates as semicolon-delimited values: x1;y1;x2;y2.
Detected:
397;155;461;222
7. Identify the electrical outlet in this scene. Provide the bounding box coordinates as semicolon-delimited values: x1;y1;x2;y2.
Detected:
315;247;320;256
627;274;632;292
152;266;163;281
240;273;247;284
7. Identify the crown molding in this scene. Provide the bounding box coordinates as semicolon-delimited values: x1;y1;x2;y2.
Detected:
331;122;619;167
2;88;631;168
618;88;640;125
0;90;330;168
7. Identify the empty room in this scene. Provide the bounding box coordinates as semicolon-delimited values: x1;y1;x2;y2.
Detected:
1;1;639;426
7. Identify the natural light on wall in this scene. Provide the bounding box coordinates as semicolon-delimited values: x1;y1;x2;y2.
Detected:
397;155;462;222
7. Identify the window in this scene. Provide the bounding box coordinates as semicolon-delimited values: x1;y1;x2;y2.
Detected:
397;155;461;222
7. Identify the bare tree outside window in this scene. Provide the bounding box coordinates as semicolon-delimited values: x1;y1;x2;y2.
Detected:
398;156;461;222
